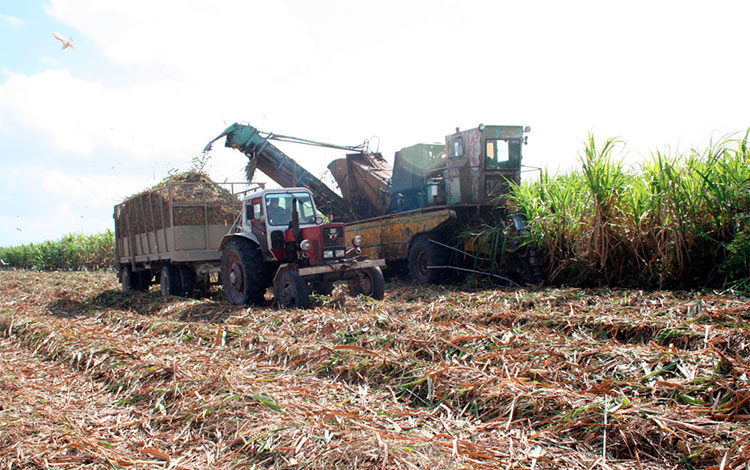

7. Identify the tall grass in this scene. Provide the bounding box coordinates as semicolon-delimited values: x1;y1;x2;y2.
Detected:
0;230;115;271
510;131;750;288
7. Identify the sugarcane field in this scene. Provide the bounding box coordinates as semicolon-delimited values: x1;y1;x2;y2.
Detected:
0;268;748;469
2;2;750;469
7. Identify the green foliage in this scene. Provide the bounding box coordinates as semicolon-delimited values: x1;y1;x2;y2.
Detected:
510;130;750;288
0;230;115;271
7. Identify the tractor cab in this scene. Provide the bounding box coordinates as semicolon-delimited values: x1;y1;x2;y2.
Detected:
241;188;361;267
220;186;381;309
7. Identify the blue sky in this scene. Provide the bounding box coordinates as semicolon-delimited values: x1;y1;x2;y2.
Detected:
1;0;749;247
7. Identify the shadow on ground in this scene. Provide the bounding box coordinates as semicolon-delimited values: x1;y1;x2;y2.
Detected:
46;287;246;324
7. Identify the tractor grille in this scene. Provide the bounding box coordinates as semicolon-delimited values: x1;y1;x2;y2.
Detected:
322;226;345;249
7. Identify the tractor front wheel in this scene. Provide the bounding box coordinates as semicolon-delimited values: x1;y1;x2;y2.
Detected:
311;280;335;296
348;267;385;300
274;271;310;309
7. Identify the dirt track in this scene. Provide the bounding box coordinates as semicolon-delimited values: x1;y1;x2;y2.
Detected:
1;270;749;469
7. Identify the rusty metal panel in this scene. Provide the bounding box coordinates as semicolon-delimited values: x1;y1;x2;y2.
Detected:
446;167;461;205
467;130;481;168
482;125;523;140
390;143;445;194
328;152;392;220
345;208;455;263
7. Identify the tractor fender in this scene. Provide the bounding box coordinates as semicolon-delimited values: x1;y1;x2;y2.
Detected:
219;232;261;251
272;263;298;286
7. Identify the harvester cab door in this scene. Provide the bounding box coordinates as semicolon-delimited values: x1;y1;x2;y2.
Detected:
481;127;524;205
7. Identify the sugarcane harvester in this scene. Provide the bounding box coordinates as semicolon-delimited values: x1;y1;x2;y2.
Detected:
205;122;541;286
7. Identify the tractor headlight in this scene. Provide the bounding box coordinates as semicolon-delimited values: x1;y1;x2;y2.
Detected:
323;250;334;259
352;235;363;247
335;249;346;258
315;214;324;225
300;239;311;251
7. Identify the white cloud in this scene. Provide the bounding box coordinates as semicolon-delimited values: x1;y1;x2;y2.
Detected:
0;166;153;245
44;0;313;77
0;69;270;160
0;1;320;163
39;56;61;67
1;14;23;27
55;203;71;216
40;168;152;208
2;0;745;171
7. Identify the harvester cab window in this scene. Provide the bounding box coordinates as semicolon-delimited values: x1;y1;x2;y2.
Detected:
265;192;316;227
452;137;465;158
485;139;520;170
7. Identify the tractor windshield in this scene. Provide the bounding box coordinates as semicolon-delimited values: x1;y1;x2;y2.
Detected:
265;192;316;227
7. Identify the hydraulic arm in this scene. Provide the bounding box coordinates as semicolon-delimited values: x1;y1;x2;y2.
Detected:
204;123;355;221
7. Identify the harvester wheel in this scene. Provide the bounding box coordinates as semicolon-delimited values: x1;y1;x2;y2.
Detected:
221;239;267;305
408;236;449;284
160;264;183;297
274;271;310;309
348;267;385;300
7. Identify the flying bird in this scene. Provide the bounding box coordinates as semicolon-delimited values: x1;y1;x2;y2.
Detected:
52;32;76;50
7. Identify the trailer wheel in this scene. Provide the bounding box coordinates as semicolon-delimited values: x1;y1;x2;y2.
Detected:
348;267;385;300
160;264;183;297
136;271;152;291
221;239;267;305
274;271;310;309
122;267;151;292
179;266;196;297
408;236;449;284
120;266;134;292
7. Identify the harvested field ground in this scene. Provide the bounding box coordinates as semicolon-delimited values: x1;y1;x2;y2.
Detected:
1;271;749;469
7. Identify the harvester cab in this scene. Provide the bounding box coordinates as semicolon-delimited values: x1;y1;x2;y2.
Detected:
389;125;530;211
219;187;385;308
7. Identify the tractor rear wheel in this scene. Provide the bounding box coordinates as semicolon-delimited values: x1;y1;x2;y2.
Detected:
221;239;267;305
274;271;310;309
348;267;385;300
408;236;450;285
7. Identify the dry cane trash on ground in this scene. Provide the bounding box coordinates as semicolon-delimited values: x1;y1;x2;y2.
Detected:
1;270;749;469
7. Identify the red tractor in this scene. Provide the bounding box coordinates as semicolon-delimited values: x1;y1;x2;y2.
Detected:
220;187;385;308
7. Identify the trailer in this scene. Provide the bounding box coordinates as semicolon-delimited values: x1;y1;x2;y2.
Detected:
113;174;250;296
